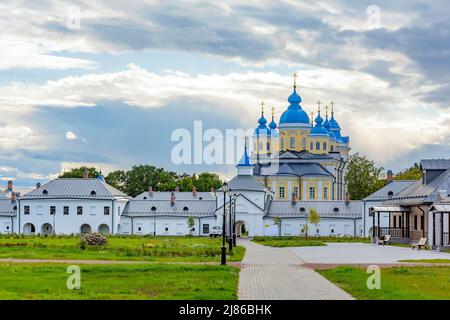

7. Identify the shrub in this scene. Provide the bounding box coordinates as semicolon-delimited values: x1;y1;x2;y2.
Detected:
81;233;108;246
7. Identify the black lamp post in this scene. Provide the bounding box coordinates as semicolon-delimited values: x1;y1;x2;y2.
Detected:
232;193;237;246
221;182;228;265
228;191;233;252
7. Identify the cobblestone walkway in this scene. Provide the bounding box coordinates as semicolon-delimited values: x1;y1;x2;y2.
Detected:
238;239;354;300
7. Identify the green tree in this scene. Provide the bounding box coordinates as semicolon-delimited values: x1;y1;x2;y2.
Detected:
273;216;282;237
59;167;100;179
105;170;127;190
345;153;386;200
124;165;178;197
193;172;222;192
187;216;195;236
308;208;321;235
394;163;422;180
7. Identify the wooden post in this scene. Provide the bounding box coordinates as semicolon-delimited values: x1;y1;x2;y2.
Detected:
377;212;380;237
372;210;376;238
432;212;436;246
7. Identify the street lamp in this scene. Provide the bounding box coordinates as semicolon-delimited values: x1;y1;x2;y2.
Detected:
232;194;237;246
228;191;233;252
221;182;228;265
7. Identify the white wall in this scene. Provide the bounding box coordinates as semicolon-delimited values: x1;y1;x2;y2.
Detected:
19;199;123;235
120;216;217;236
263;217;361;237
0;216;16;234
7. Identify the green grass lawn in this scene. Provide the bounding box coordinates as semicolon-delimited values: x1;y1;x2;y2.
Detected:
0;263;239;300
0;235;245;262
253;236;370;247
318;266;450;300
399;259;450;263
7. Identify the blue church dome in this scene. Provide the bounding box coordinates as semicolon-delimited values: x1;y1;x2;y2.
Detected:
310;111;328;136
279;87;310;125
323;113;336;140
254;107;271;136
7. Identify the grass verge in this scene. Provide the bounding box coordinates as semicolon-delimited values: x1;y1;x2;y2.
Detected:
0;262;239;300
0;235;245;262
318;266;450;300
252;236;369;247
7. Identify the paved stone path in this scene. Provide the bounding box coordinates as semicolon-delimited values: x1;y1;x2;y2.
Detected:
238;239;354;300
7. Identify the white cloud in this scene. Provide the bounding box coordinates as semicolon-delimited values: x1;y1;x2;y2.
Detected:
0;125;39;149
65;131;78;140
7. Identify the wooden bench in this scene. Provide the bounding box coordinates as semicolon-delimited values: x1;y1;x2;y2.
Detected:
412;237;428;250
378;234;391;245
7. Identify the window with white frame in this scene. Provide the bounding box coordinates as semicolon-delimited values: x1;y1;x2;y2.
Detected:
309;187;315;199
293;187;299;198
323;187;328;199
289;137;295;148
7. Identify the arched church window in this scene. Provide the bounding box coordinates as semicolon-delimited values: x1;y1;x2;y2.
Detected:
330;145;334;152
259;142;263;150
290;137;295;148
316;142;320;150
280;138;284;149
267;142;270;150
310;142;313;150
302;137;306;148
323;142;327;150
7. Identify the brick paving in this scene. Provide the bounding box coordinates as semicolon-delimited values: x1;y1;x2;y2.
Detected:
238;239;354;300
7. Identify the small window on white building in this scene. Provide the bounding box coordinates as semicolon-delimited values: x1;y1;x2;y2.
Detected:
293;187;299;198
77;206;83;215
104;207;110;215
323;187;328;199
90;206;96;216
50;206;56;215
203;224;210;234
24;206;30;215
63;206;69;215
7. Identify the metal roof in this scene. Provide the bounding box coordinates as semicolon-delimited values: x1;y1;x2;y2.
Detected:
430;204;450;212
364;180;416;201
22;178;129;200
267;200;362;218
0;191;7;199
369;206;409;212
134;191;215;201
0;200;17;216
221;175;267;192
420;159;450;170
385;168;450;205
257;162;332;177
122;199;216;217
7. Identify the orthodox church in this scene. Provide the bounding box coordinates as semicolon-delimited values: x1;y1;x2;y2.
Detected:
250;75;351;201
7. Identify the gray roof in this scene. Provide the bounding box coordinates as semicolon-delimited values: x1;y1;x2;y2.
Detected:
0;199;17;216
122;199;216;217
134;191;215;201
257;162;332;177
0;191;7;199
420;159;450;170
364;180;416;201
22;178;129;200
385;168;450;205
221;175;267;192
267;200;362;218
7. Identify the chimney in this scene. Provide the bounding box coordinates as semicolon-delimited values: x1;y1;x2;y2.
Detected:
291;192;297;205
11;192;16;203
83;169;89;179
192;186;197;198
36;182;41;189
148;186;153;197
386;170;394;184
170;191;176;207
345;192;350;205
7;180;12;191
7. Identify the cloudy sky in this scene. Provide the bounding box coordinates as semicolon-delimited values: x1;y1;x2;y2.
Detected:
1;0;449;186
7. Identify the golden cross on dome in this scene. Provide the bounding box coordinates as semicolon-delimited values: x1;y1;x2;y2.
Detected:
330;101;335;114
244;136;249;149
317;100;321;112
271;106;275;117
310;112;314;125
325;105;329;116
260;101;265;113
292;73;298;88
